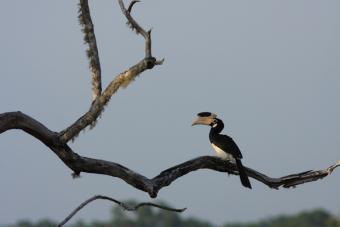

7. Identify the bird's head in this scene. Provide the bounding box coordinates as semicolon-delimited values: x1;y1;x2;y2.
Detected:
191;112;218;127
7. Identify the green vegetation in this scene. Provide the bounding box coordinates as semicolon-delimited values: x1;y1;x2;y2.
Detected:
224;209;340;227
5;201;340;227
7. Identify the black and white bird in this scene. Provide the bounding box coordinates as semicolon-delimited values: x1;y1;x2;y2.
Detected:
192;112;252;189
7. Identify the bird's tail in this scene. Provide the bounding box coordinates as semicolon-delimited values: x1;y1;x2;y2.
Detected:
235;158;252;189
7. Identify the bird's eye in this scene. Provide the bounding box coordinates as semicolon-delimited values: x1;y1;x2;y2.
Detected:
212;119;218;127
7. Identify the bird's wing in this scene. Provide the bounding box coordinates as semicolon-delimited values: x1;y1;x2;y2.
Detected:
212;134;243;159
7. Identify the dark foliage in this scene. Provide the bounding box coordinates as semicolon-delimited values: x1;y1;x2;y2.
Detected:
5;202;340;227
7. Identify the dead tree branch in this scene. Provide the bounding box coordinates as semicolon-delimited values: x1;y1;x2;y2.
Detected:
1;2;338;220
58;0;164;143
118;0;151;57
79;0;102;101
1;111;339;198
57;195;186;227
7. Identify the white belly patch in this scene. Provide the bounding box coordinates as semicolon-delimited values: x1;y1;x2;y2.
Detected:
211;143;235;162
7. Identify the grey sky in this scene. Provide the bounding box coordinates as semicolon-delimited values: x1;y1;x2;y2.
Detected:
0;0;339;225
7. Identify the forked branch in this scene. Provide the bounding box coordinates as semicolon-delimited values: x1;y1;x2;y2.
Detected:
1;111;339;198
57;195;186;227
118;0;152;57
59;0;164;143
1;1;338;219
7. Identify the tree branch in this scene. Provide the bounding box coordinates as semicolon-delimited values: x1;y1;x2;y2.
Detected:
118;0;161;60
3;2;338;225
57;195;186;227
127;0;140;14
0;112;59;147
119;0;147;37
79;0;102;101
1;111;339;198
58;0;164;143
59;58;161;143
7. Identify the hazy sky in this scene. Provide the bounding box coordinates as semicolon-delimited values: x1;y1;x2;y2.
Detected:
0;0;339;225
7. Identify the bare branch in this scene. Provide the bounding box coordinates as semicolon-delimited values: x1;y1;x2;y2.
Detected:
57;1;164;143
2;2;337;225
79;0;102;101
1;111;338;198
152;157;340;195
57;195;186;227
0;112;59;147
59;58;159;143
127;0;140;13
118;0;158;58
118;0;148;37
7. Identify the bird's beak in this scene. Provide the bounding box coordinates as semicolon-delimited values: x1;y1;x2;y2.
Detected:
191;117;213;126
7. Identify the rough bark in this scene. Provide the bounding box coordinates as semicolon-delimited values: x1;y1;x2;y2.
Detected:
1;2;338;220
79;0;102;101
58;0;163;143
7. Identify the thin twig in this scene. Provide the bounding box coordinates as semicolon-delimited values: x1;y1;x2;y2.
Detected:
57;195;186;227
118;0;148;37
118;0;153;58
128;0;140;13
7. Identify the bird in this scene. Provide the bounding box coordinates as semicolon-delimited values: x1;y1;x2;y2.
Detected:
192;112;252;189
